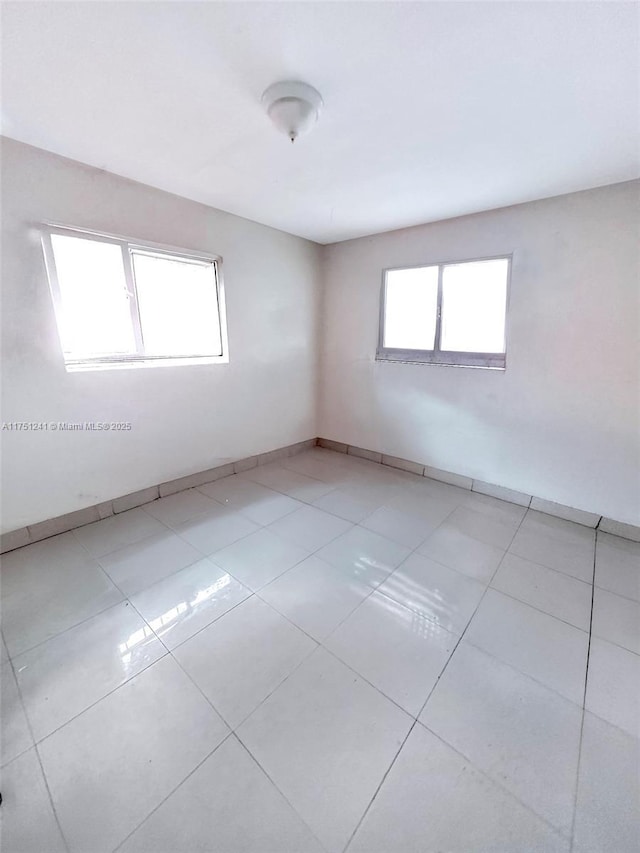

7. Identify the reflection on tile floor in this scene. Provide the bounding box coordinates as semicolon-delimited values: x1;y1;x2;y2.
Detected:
1;447;638;852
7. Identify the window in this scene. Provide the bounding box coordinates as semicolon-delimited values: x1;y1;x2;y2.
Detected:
41;225;227;370
377;256;510;369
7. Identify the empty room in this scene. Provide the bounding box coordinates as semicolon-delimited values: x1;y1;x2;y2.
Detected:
0;2;638;851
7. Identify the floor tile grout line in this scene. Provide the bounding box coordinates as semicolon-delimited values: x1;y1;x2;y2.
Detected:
219;496;306;529
337;508;486;851
192;599;324;732
123;577;318;765
112;593;329;849
109;731;235;853
418;721;574;843
19;648;172;750
365;585;594;710
319;643;426;721
240;509;373;597
266;551;639;755
155;583;255;654
251;592;329;650
388;539;498;585
223;631;321;732
232;728;332;853
3;642;73;853
148;479;358;593
237;449;445;517
14;530;252;747
568;527;598;853
144;447;334;523
232;469;339;504
95;504;261;599
314;527;445;640
7;517;197;662
483;584;592;634
143;488;227;525
180;483;306;530
32;740;72;853
591;581;640;607
250;562;432;722
125;593;240;729
149;480;530;746
460;637;588;709
342;717;420;853
80;519;225;603
327;493;501;653
16;589;273;844
342;504;532;853
218;576;444;849
99;497;310;609
0;743;34;773
4;597;130;662
364;522;592;628
508;545;596;584
72;534;145;603
497;547;595;586
286;500;458;665
372;584;469;635
354;531;596;707
138;590;331;852
254;456;345;487
415;505;533;719
587;632;640;658
71;511;176;560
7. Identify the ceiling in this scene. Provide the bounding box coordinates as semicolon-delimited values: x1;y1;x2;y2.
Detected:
2;2;638;244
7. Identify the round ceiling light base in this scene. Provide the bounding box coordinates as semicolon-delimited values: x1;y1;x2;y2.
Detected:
261;81;323;143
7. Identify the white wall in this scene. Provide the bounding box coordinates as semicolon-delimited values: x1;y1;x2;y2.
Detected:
1;138;321;532
319;182;640;525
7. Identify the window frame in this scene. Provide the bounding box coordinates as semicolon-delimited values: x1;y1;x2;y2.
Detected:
40;223;228;371
376;254;512;369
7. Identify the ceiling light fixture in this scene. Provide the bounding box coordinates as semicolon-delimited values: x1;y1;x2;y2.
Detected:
262;81;323;144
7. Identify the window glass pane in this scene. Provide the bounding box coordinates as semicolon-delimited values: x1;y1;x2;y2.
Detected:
50;234;135;357
441;259;508;353
383;266;438;350
131;252;222;357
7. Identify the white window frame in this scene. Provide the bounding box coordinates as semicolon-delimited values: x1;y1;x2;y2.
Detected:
376;254;511;370
40;223;229;371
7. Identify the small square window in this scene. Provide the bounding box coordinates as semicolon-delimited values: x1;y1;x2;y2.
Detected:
377;257;510;369
41;226;227;370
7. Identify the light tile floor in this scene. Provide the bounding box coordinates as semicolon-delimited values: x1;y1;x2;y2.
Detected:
1;447;638;852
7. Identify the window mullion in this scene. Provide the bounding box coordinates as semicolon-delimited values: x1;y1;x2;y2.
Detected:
433;264;444;352
122;245;145;355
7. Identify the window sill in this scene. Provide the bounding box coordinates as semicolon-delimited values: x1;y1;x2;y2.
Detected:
376;351;505;370
65;355;229;373
376;360;505;371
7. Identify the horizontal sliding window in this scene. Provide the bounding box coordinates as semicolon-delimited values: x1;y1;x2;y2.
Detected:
377;256;510;368
41;225;227;371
